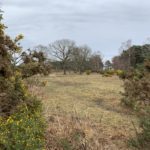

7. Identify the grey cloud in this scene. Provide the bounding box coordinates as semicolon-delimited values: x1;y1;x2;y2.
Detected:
1;0;150;60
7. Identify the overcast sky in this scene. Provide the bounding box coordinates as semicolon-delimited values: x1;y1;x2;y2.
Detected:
1;0;150;60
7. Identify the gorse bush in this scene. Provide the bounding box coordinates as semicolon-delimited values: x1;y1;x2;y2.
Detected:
138;108;150;148
20;50;51;78
116;70;126;79
101;69;115;77
85;70;91;75
101;69;126;79
0;71;30;116
0;12;26;116
122;59;150;149
0;11;46;149
129;107;150;150
122;64;150;110
0;103;46;150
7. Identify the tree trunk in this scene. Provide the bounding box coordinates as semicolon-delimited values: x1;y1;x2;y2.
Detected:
79;69;82;75
63;63;66;75
64;68;66;75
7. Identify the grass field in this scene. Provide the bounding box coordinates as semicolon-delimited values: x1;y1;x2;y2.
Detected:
32;73;139;149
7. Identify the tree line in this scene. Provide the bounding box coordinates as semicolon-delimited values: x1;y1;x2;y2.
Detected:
23;39;104;75
112;42;150;71
14;38;150;77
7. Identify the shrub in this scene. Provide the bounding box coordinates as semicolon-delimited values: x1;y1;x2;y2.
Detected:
0;12;46;150
0;14;28;116
122;70;150;110
0;102;46;150
85;70;91;75
138;108;150;148
108;69;115;75
122;59;150;149
0;71;30;117
116;70;126;79
20;60;51;79
102;69;115;77
129;108;150;150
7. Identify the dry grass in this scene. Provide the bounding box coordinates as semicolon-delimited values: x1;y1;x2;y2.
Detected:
31;73;139;150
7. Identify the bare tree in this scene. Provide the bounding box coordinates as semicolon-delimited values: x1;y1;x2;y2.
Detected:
71;45;91;74
49;39;75;75
34;45;48;54
119;39;132;53
89;53;103;72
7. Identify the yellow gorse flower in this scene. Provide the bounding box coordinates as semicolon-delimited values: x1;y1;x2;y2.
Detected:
7;117;14;123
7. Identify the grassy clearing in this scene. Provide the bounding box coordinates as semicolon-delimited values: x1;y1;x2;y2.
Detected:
33;73;138;149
